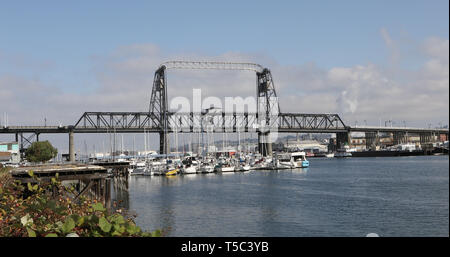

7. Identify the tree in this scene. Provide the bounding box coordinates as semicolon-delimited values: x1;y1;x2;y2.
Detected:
25;141;58;163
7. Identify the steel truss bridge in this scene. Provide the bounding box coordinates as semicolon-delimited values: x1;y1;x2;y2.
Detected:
1;61;448;158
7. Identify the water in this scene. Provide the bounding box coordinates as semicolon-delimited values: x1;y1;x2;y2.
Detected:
112;155;449;237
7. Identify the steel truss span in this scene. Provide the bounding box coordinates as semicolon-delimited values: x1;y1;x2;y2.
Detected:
72;112;348;133
161;61;265;72
148;61;281;154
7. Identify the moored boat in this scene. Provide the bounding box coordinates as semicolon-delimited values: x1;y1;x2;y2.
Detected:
276;151;309;168
165;168;180;176
199;164;215;173
235;164;251;172
217;166;235;172
181;157;199;174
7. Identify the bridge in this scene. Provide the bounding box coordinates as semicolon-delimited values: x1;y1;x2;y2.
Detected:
1;61;448;160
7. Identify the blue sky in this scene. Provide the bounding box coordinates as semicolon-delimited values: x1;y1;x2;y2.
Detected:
1;0;448;71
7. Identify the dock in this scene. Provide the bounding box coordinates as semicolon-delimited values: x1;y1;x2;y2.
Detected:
10;163;112;208
10;163;108;182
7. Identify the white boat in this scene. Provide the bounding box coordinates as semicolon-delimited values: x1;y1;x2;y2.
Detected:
150;165;166;176
274;159;293;169
325;153;335;158
199;164;215;173
276;151;309;168
235;164;251;172
182;160;199;174
129;160;147;175
214;156;237;172
216;165;235;172
291;152;309;168
335;147;352;157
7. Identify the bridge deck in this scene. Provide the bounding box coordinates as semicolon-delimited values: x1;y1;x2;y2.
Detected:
0;112;448;134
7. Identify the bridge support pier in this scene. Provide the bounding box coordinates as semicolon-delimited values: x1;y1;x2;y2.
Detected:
258;132;272;156
69;130;75;162
439;133;448;142
19;133;24;153
420;133;434;145
159;132;169;155
393;132;407;145
365;132;378;150
336;132;351;149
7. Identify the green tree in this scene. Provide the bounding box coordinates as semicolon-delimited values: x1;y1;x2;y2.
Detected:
25;141;58;163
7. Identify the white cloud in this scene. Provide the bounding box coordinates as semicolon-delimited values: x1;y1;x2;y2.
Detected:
423;37;449;61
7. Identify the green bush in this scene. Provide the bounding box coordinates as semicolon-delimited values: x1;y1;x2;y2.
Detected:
25;141;58;163
0;171;160;237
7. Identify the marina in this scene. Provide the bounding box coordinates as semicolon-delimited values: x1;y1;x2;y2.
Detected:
70;136;447;177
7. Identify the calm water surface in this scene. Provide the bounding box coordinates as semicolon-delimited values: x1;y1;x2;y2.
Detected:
112;155;449;237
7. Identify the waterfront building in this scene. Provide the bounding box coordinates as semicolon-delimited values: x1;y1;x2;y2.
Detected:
0;141;20;165
350;137;367;150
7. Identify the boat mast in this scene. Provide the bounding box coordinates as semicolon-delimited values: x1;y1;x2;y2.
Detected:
133;135;136;157
144;128;147;154
175;126;178;154
121;134;124;155
238;130;241;153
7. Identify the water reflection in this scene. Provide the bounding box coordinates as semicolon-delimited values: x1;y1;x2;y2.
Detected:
111;177;130;211
258;170;279;236
110;169;311;236
157;178;176;235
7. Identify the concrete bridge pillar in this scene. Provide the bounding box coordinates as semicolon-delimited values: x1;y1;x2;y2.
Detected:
258;132;272;156
69;130;75;162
